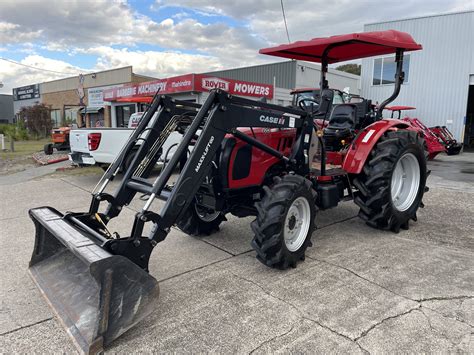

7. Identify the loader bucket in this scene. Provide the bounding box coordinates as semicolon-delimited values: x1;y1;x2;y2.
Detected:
28;207;159;354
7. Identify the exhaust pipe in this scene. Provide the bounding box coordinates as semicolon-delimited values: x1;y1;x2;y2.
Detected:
29;207;159;354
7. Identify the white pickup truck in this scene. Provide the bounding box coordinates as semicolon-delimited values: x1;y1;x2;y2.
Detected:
69;112;182;169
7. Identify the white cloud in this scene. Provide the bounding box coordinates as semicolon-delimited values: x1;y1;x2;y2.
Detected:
0;0;472;94
85;46;224;77
0;56;85;94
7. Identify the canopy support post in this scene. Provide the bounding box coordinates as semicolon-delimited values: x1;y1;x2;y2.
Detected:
376;48;405;120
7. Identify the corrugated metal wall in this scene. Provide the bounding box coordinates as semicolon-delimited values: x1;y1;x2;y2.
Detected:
361;11;474;140
203;61;297;89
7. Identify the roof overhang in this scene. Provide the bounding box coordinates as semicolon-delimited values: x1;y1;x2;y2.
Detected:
259;30;422;63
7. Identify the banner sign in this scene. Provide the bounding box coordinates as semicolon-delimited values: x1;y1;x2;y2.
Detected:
103;74;273;101
194;75;273;98
13;84;40;101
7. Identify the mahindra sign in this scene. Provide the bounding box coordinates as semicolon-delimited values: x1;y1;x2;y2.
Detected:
103;73;273;101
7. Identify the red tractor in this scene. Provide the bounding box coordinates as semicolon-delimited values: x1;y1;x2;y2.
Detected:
28;30;428;353
387;105;462;158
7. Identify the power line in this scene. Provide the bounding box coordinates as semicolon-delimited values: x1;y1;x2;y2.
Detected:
0;57;81;75
280;0;291;43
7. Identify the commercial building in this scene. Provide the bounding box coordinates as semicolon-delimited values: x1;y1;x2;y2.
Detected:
12;60;360;129
205;60;361;105
40;66;155;128
361;11;474;146
12;84;41;119
0;94;14;124
103;61;360;127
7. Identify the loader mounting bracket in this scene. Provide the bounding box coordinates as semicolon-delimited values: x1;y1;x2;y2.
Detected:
104;237;154;271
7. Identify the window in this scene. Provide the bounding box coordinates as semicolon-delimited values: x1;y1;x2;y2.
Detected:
333;93;345;105
116;104;136;127
372;55;410;85
50;109;61;127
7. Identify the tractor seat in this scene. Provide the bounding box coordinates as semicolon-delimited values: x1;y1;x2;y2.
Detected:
324;104;358;138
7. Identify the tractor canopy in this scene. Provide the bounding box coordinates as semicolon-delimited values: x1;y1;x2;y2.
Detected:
386;106;416;111
259;30;422;63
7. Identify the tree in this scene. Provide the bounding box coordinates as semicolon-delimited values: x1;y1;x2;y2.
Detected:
335;63;361;76
18;104;52;138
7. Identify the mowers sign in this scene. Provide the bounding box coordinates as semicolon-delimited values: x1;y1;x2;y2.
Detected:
103;74;273;101
195;74;273;98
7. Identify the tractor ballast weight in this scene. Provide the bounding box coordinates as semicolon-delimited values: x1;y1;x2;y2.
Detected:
29;30;427;353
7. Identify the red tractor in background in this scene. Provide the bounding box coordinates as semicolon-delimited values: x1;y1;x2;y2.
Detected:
28;30;430;353
386;106;462;159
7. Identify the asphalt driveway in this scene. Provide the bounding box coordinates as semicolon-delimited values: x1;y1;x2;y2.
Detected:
1;153;473;353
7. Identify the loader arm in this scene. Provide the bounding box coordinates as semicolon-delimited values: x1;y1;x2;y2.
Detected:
86;90;311;252
28;90;310;353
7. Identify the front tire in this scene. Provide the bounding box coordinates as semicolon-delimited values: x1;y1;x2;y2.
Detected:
251;174;317;269
176;201;226;236
353;130;428;232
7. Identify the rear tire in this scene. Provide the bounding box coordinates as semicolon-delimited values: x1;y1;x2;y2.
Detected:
251;174;316;269
353;130;428;232
176;202;226;236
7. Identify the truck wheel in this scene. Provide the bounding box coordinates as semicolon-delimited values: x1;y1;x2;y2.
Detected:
353;130;427;232
251;174;317;269
44;143;54;155
176;201;226;236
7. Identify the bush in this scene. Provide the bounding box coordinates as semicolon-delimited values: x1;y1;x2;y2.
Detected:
18;104;52;138
0;123;29;141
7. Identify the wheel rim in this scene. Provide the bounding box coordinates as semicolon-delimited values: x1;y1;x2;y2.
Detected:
284;196;311;252
195;204;220;222
391;153;421;212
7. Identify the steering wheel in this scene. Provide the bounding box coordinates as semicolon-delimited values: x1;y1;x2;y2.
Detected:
298;98;320;113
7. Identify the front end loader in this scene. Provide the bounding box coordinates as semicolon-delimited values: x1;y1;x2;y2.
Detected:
29;30;428;353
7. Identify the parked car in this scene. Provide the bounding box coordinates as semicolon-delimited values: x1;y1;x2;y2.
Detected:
69;112;182;170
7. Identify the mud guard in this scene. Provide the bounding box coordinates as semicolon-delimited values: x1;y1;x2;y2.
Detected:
28;207;159;354
343;119;411;174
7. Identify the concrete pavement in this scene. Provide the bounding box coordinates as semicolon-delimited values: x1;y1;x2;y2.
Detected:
0;153;472;353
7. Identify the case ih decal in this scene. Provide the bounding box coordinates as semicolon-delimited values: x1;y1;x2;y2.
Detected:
103;74;273;101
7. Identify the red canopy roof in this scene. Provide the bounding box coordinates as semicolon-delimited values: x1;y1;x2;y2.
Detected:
385;106;416;111
259;30;422;63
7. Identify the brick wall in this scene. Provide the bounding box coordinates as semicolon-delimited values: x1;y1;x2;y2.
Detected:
42;90;84;125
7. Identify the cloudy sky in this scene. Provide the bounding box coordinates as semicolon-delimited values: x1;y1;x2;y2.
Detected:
0;0;472;94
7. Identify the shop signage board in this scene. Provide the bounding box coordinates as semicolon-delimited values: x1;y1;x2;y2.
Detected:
13;84;40;101
103;74;273;101
88;84;124;107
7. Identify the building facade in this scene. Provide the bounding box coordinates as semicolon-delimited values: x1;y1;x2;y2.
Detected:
12;60;360;129
40;66;155;128
205;60;361;106
361;11;474;145
0;94;14;124
12;84;41;119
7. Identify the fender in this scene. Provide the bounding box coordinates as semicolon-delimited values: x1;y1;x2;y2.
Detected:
343;119;411;174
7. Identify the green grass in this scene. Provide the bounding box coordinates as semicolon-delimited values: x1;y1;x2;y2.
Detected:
0;138;50;159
